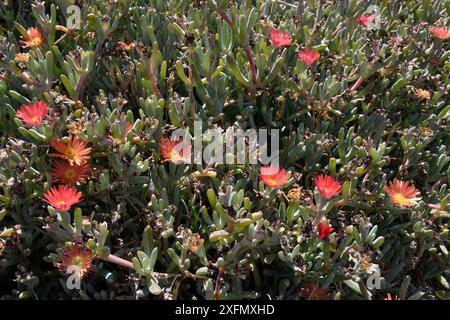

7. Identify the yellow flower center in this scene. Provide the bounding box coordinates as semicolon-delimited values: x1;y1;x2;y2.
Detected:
65;147;76;158
65;169;76;179
266;178;277;186
56;200;66;206
30;116;39;122
393;193;408;206
70;256;84;267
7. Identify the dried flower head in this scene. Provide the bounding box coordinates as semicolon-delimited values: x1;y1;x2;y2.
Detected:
413;88;432;100
297;48;319;66
268;27;292;47
287;187;302;202
14;53;30;63
51;161;91;185
16;101;48;126
55;244;94;279
42;185;82;212
384;179;421;207
259;165;289;188
20;28;44;48
49;135;91;165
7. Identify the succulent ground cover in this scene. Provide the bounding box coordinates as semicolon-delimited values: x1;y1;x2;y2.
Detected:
0;0;449;300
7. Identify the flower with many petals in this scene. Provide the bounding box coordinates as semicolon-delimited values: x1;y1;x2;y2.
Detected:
117;41;136;50
314;175;341;199
16;101;48;126
49;135;91;166
356;16;375;26
159;138;192;164
20;28;44;48
268;27;292;47
384;179;421;207
429;26;450;40
259;165;289;188
51;161;91;185
317;220;334;240
298;48;319;66
55;245;94;279
42;185;82;212
300;282;331;300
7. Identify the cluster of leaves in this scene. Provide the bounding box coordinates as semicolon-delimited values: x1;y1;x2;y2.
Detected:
0;0;449;300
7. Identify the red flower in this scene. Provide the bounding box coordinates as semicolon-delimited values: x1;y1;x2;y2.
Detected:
49;135;91;166
317;221;334;240
55;245;94;279
429;26;450;40
268;27;292;47
297;48;319;66
159;138;192;164
259;165;289;188
384;179;421;207
42;185;82;212
51;161;91;185
16;101;48;126
356;15;375;26
314;175;341;199
20;27;44;48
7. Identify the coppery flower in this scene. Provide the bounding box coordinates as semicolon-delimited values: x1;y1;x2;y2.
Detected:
259;165;289;188
300;282;331;300
297;48;319;66
20;28;44;48
384;179;421;207
268;27;292;47
314;175;341;199
49;135;91;166
51;161;91;185
16;101;48;126
42;185;82;212
429;26;450;40
55;244;94;279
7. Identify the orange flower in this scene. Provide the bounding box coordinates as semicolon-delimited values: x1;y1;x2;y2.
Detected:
16;101;48;126
42;185;82;212
117;41;136;50
300;282;331;300
20;27;44;48
49;135;91;165
356;15;375;26
317;220;334;240
298;48;319;66
429;26;450;40
159;138;192;164
259;165;289;188
55;245;94;279
51;161;91;185
314;175;341;199
384;179;421;207
268;27;292;47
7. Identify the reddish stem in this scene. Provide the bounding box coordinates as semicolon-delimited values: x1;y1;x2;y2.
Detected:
350;76;364;92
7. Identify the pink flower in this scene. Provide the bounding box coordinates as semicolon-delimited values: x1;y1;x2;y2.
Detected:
268;27;292;47
297;48;319;66
356;16;375;26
